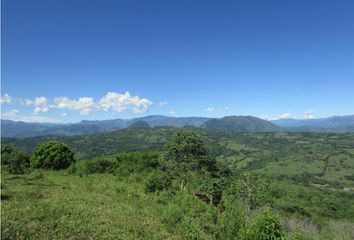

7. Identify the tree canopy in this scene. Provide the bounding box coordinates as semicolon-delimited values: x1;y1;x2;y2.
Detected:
30;141;75;170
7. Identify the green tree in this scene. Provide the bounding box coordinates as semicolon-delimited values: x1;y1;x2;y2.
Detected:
5;151;30;174
163;131;216;190
31;141;75;170
228;174;274;213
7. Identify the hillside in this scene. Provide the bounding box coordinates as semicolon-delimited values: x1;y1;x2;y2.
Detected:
272;115;354;132
2;129;354;239
202;116;281;132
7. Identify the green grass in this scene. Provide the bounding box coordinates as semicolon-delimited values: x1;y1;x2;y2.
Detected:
1;170;175;240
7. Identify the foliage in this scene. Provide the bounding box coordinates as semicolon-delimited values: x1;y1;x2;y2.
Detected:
228;174;274;211
240;210;285;240
74;157;118;175
145;170;172;192
163;130;217;190
30;141;75;170
4;151;30;174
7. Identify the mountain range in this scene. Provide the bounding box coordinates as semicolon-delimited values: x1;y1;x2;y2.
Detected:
1;115;354;138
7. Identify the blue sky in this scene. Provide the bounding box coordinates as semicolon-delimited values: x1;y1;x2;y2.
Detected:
2;0;354;123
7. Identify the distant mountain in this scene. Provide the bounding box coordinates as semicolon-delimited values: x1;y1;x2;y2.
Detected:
1;115;210;138
127;120;151;129
271;115;354;132
201;116;281;132
2;114;354;138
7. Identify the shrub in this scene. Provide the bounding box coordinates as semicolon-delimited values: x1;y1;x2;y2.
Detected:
74;157;118;175
31;141;75;170
145;171;172;192
240;210;285;240
5;151;30;174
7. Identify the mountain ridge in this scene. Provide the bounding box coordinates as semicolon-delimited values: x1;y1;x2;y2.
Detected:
2;114;354;138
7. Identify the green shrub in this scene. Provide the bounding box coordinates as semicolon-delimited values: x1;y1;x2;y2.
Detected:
145;171;172;192
73;157;118;176
30;141;74;170
5;151;30;174
240;210;285;240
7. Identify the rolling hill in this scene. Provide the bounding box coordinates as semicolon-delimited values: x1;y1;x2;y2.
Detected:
201;116;281;132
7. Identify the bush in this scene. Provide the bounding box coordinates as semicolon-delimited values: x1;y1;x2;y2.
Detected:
30;141;75;170
5;151;30;174
145;171;172;192
240;210;285;240
74;157;118;175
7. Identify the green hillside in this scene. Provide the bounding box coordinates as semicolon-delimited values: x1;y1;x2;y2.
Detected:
201;116;281;132
2;128;354;239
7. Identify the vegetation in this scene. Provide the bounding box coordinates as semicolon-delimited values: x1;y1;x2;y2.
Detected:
1;129;354;239
30;141;75;170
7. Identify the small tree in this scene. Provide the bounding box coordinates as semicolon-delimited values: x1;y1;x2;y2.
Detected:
5;151;30;174
163;131;216;190
31;141;74;170
228;174;274;214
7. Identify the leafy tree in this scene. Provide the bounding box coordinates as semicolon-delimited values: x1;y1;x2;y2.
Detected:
228;174;274;213
163;131;216;190
1;144;15;165
5;151;30;174
31;141;74;170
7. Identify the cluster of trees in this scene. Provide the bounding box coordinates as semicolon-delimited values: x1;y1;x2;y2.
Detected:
2;141;75;173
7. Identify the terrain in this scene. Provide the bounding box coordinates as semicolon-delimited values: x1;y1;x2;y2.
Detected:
2;124;354;239
2;114;354;138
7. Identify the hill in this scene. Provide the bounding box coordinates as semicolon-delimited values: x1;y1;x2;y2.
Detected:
201;116;281;132
272;115;354;132
2;114;354;138
1;115;210;138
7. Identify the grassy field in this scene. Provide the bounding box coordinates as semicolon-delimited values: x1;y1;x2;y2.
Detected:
2;169;354;240
1;171;175;240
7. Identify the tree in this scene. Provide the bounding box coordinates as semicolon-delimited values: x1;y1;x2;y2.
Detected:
5;151;30;174
228;174;274;213
163;130;216;190
31;141;75;170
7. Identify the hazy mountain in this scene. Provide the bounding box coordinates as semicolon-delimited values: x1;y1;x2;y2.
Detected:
1;115;210;138
271;115;354;132
201;116;281;132
2;114;354;138
127;120;151;129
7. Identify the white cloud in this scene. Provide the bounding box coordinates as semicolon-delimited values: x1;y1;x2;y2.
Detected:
6;91;153;116
61;112;68;117
1;93;12;104
2;109;56;123
205;107;215;112
304;111;315;119
99;91;152;114
54;97;97;115
34;107;49;114
260;113;292;121
159;101;168;106
25;96;48;107
24;96;50;114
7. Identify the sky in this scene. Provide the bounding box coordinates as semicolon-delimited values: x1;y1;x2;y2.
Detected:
1;0;354;123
